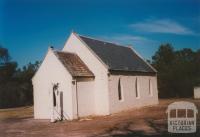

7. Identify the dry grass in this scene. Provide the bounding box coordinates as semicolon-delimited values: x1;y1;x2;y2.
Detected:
0;106;33;121
0;98;200;137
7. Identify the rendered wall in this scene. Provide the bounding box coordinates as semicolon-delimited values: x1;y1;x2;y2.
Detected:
32;49;74;120
76;79;95;117
108;75;159;114
63;33;110;115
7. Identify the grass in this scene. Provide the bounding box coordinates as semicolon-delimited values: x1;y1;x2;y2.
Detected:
0;98;200;137
0;106;33;121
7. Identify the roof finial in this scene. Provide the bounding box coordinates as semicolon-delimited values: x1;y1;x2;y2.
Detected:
48;46;54;50
71;29;77;34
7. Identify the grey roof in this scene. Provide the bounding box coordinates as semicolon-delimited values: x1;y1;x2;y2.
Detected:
78;35;156;73
54;51;94;77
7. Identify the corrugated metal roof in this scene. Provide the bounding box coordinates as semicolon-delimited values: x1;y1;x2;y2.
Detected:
78;35;156;73
54;51;94;77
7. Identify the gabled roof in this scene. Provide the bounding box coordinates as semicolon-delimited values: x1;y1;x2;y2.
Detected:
54;51;94;77
78;35;156;73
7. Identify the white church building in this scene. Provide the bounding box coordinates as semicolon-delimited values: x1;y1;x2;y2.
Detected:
32;32;159;121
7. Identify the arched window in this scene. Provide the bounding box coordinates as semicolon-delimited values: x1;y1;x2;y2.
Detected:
118;78;122;100
53;83;59;107
149;78;153;96
53;91;56;107
135;77;139;98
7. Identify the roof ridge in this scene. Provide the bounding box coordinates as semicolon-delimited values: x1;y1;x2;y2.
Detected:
78;34;130;49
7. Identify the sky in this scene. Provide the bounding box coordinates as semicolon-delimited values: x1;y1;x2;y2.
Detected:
0;0;200;67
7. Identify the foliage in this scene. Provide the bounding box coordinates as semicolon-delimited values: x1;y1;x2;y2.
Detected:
0;46;40;108
0;43;199;108
152;44;200;98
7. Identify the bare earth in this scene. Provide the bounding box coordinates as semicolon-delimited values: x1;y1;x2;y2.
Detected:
0;98;200;137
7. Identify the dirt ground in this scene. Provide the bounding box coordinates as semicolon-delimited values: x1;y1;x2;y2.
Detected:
0;98;200;137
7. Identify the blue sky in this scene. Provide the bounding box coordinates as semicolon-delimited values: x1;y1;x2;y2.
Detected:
0;0;200;67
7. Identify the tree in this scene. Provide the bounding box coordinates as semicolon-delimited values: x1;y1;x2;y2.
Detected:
152;44;175;97
152;44;200;98
0;46;40;108
0;46;10;64
0;46;17;83
15;61;41;105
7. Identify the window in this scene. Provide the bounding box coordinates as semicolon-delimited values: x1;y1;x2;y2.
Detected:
187;109;194;118
53;91;56;107
135;77;139;98
118;78;122;100
170;109;176;118
178;109;186;118
149;79;153;96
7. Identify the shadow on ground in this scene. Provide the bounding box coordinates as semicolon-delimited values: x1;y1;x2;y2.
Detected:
94;118;200;137
1;99;200;137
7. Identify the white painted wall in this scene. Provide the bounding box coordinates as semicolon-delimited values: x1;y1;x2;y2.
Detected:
194;87;200;99
108;75;158;113
33;32;159;120
32;48;74;120
63;33;110;115
76;79;95;117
